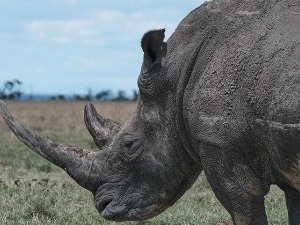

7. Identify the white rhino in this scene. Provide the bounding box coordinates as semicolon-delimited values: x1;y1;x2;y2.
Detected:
1;0;300;224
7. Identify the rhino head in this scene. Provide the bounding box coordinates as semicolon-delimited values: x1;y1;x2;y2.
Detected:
0;29;202;221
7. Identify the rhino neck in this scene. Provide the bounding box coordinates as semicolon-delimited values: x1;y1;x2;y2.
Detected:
166;10;219;165
173;45;204;165
167;43;212;164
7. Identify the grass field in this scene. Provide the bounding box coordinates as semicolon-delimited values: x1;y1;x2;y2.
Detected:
0;101;288;225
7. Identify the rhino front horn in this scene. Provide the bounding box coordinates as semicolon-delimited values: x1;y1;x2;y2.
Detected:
0;100;99;192
84;103;121;149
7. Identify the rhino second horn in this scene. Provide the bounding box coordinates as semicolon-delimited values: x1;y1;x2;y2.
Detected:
0;100;99;192
84;103;121;149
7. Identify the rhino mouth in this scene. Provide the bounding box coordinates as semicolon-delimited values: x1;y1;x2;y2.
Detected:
95;191;166;221
96;198;129;220
97;201;166;221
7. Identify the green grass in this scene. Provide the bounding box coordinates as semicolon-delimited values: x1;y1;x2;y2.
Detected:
0;101;288;224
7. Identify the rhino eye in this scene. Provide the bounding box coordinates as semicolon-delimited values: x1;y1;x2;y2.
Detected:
125;140;134;149
124;139;139;151
121;137;142;160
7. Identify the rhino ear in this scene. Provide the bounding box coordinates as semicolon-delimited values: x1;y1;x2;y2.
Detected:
141;29;167;68
138;29;167;98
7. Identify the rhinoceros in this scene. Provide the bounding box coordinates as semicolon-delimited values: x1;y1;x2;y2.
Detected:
1;0;300;224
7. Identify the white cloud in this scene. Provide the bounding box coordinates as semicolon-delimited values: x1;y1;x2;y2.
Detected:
28;8;179;46
75;53;138;71
80;39;105;46
64;0;81;4
95;10;125;22
29;19;99;45
0;32;11;41
77;57;105;68
33;66;44;75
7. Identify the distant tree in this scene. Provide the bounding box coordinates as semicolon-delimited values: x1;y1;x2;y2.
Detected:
0;79;23;100
0;87;3;99
84;88;93;101
95;90;111;101
73;94;83;101
73;89;95;101
113;90;128;101
132;90;138;101
51;94;65;101
57;95;65;101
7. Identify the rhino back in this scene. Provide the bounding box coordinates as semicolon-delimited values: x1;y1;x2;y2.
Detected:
165;0;300;125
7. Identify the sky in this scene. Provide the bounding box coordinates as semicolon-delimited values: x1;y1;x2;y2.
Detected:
0;0;206;96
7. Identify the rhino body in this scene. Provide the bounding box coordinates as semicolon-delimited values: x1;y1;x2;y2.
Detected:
1;0;300;224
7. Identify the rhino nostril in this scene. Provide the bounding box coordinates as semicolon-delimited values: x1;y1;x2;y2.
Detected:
96;197;113;212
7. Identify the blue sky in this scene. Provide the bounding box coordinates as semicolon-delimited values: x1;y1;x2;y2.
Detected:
0;0;205;96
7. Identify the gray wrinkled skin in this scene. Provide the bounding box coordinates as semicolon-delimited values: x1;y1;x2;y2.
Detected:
1;0;300;224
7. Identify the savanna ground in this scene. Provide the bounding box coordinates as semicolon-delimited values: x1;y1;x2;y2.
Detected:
0;101;288;225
